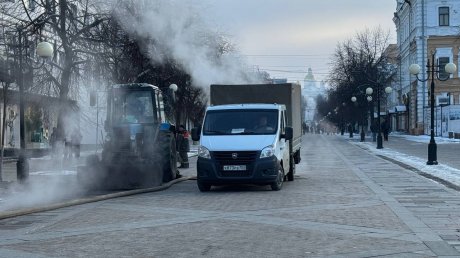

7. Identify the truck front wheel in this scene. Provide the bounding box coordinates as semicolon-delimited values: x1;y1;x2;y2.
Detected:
271;164;284;191
197;180;211;192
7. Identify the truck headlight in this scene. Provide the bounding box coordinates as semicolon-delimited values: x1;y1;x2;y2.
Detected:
198;146;211;159
260;145;275;159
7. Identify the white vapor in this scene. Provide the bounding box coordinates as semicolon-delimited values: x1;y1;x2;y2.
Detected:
111;0;261;87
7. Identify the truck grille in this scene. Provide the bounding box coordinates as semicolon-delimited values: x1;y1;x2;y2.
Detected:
212;151;258;177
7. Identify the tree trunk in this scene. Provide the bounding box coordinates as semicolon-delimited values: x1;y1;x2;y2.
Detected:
0;83;9;182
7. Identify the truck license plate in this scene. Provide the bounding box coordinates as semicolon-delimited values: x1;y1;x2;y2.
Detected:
223;165;246;171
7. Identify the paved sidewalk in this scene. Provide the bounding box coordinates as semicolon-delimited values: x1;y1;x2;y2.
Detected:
345;133;460;170
340;132;460;188
1;134;460;257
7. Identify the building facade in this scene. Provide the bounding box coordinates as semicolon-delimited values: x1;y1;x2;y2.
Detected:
394;0;460;135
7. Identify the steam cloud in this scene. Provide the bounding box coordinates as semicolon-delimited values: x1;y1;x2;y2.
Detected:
112;0;262;87
0;0;262;213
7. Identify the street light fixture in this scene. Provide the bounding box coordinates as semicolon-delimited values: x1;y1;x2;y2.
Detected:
351;95;368;142
351;96;361;141
409;52;457;165
341;102;346;135
17;39;54;182
366;85;392;149
169;83;178;124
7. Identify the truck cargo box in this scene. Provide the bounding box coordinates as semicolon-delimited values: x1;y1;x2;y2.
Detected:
210;83;302;153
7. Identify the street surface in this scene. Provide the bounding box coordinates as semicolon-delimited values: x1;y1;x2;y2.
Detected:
1;134;460;257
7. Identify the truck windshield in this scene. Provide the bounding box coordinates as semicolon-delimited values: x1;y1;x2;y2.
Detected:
112;90;157;124
203;109;278;135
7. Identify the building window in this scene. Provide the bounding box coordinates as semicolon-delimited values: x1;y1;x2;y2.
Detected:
439;7;449;26
438;57;450;77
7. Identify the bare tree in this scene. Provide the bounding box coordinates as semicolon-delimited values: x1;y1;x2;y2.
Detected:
0;0;109;139
324;27;396;126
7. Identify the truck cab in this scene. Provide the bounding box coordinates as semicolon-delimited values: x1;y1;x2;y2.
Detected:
193;104;293;191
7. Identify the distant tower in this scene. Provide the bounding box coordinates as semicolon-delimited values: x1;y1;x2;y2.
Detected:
302;68;317;124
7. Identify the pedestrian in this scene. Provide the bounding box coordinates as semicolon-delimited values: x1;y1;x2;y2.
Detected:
371;120;377;142
50;127;57;157
348;123;353;138
64;137;72;159
176;125;190;168
382;119;390;141
71;128;83;158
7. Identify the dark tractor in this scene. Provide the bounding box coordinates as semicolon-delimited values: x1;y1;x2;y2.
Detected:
77;83;178;189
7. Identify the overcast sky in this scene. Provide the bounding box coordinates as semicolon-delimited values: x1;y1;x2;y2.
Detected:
198;0;397;83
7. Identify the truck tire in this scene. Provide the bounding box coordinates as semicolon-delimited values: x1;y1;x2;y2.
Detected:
161;134;178;183
271;164;284;191
287;155;295;181
197;180;211;192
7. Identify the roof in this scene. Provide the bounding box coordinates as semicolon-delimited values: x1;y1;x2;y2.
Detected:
207;103;284;111
112;83;160;91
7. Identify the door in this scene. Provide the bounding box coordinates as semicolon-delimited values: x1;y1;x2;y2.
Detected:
279;110;290;171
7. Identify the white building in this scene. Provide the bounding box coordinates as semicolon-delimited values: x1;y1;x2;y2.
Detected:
394;0;460;135
302;68;326;125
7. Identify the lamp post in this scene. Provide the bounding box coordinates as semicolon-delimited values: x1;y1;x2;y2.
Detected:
16;28;54;182
367;94;373;139
409;52;457;165
365;85;392;149
340;102;346;135
351;95;369;142
169;83;178;124
350;96;361;140
348;97;354;138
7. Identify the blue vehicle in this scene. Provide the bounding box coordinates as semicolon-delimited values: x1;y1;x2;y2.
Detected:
78;83;178;189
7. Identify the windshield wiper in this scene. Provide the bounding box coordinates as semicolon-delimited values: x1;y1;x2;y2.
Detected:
205;130;227;135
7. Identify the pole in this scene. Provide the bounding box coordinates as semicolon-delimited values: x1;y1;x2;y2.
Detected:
95;93;98;152
377;84;383;149
440;105;443;137
360;111;365;142
17;28;29;181
427;53;437;164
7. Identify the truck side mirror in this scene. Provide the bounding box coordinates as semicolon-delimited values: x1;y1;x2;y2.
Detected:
284;127;293;141
191;127;201;141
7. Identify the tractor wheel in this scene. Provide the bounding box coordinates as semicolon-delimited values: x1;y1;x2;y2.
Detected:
161;134;178;183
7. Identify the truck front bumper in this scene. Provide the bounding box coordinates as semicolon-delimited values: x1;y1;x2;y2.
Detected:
196;155;280;185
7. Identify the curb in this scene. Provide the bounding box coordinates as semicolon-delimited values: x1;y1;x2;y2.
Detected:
0;176;192;220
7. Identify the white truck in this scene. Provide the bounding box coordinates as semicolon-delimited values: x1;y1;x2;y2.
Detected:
191;83;302;191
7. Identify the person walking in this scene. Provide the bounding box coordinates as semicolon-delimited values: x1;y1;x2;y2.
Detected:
71;128;83;158
382;119;390;141
177;125;190;168
50;127;58;157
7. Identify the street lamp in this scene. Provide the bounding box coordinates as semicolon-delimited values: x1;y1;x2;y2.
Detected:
351;95;369;142
169;83;178;124
341;102;346;135
366;85;392;149
351;96;363;141
16;37;54;182
409;52;457;165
